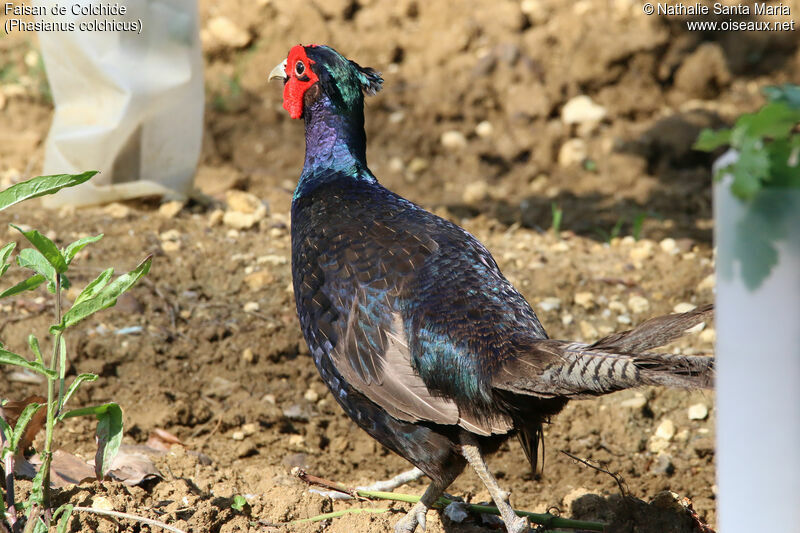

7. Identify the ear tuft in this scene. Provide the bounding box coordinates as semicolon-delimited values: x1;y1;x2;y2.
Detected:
352;62;383;96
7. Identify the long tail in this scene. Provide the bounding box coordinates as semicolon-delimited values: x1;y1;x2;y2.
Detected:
494;304;714;399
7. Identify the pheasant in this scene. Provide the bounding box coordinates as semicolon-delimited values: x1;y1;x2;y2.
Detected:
269;44;713;533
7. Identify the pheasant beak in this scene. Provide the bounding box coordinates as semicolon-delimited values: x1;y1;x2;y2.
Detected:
269;59;288;82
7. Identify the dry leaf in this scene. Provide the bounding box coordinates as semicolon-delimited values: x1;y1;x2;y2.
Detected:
145;428;184;451
18;450;95;488
106;444;162;485
0;395;47;452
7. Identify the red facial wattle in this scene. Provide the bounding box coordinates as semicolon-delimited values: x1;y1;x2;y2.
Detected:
283;45;319;119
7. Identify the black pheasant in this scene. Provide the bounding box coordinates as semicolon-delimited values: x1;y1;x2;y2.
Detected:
269;45;713;533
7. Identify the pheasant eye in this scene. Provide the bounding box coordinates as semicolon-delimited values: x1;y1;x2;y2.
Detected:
295;61;305;77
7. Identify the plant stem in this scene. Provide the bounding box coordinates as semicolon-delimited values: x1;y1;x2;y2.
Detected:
71;506;187;533
41;273;64;514
291;507;389;524
0;431;17;529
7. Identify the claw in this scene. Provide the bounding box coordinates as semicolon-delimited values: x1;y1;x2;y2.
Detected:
393;501;429;533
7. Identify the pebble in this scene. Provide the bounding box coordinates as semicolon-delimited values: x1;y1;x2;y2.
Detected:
407;157;429;174
223;211;262;230
673;302;696;313
257;254;288;265
617;314;632;324
699;328;716;344
288;435;305;446
158;201;184;219
462;181;488;203
629;240;653;261
561;312;574;326
91;496;115;511
304;388;320;403
242;422;259;436
159;229;181;241
206;16;251;48
538;297;561;312
697;274;715;291
241;348;255;364
475;121;494;138
231;431;245;441
104;202;130;219
688;403;709;420
557;138;587;167
573;291;595;309
208;209;224;227
579;320;598;340
627;295;650;314
561;95;607;125
283;404;309;422
649;453;675;476
243;301;260;312
388;157;404;172
620;393;648;409
226;190;265;215
655;419;676;440
608;300;627;313
441;130;467;149
444;502;469;523
162;240;181;253
389;111;405;124
262;394;276;404
243;270;275;290
659;237;679;255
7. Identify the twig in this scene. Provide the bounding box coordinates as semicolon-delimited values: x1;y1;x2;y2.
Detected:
72;506;187;533
561;450;628;497
292;507;390;524
295;469;605;531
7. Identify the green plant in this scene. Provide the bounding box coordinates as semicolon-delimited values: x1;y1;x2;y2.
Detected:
550;202;563;236
0;172;151;532
694;84;800;200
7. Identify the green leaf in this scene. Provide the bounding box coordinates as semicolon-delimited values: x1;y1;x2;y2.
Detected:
53;504;75;533
55;256;151;333
728;137;771;200
0;348;57;378
0;171;98;212
0;416;11;448
232;494;247;511
0;264;8;278
693;128;732;152
0;242;15;265
737;102;800;142
10;224;67;273
763;84;800;108
28;334;43;365
0;273;46;299
9;402;43;452
59;403;123;479
16;248;55;284
60;373;98;411
64;234;103;265
73;267;114;306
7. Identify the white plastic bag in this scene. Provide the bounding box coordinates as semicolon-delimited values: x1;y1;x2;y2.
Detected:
34;0;204;207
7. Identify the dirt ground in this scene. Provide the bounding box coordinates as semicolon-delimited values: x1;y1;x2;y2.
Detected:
1;0;799;531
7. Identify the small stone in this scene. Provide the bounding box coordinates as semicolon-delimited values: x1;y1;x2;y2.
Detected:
699;328;716;344
288;434;305;446
574;291;595;309
242;422;259;436
304;388;320;403
561;313;574;326
389;111;405;124
231;431;245;441
648;437;670;454
561;95;607;125
208;209;224;227
162;240;181;253
257;254;288;265
649;453;675;475
462;181;488;204
629;240;654;261
558;139;587;167
440;130;467;150
608;301;627;313
620;394;648;409
562;487;592;511
223;211;261;230
262;394;276;404
538;297;561;312
241;348;255;363
226;190;266;215
697;273;715;291
160;229;181;241
444;501;470;523
673;302;696;313
617;314;632;324
628;295;650;314
407;157;429;174
158;201;184;219
243;301;260;312
283;404;309;422
389;157;404;172
206;16;251;48
91;496;115;511
475;121;494;138
579;320;598;340
655;419;676;440
244;270;275;290
104;202;130;219
659;237;679;255
688;403;709;420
